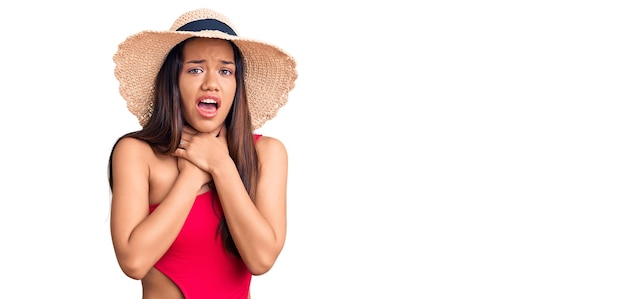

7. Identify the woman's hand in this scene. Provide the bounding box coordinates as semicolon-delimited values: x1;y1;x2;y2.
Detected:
176;153;212;189
173;125;230;175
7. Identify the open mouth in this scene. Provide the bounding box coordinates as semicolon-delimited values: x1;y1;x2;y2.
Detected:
198;99;219;113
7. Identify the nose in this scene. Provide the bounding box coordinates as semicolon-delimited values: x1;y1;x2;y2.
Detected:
201;72;219;91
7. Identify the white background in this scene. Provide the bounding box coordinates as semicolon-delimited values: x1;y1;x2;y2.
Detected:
1;0;625;298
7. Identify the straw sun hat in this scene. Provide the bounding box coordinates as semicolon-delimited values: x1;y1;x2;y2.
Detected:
113;8;297;130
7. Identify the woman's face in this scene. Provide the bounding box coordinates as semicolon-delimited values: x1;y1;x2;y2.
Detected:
179;38;236;134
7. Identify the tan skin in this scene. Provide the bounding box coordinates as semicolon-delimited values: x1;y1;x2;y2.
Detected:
110;38;288;299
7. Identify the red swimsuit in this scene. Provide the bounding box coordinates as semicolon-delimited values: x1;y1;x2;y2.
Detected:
149;190;251;298
147;134;261;298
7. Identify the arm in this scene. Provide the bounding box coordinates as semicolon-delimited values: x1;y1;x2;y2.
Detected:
109;137;210;279
212;135;288;275
173;129;288;275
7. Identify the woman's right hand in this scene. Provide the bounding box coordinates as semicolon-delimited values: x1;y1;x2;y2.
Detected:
173;125;230;175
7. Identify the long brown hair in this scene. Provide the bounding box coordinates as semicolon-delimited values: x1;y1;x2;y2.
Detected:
108;37;258;257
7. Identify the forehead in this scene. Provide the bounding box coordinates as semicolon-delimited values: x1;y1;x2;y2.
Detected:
182;38;234;58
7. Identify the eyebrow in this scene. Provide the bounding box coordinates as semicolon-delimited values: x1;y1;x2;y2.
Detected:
186;59;235;65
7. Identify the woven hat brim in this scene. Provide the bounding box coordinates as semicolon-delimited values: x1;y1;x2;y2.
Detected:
113;30;297;129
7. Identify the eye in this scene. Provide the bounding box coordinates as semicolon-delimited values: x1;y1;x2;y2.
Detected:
188;67;203;74
219;69;233;76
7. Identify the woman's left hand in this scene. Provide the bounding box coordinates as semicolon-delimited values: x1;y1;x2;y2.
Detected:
173;125;230;174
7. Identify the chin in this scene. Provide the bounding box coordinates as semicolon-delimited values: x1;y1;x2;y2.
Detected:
191;121;223;134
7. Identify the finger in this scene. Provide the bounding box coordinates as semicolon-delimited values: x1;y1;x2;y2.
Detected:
172;147;185;157
179;134;188;145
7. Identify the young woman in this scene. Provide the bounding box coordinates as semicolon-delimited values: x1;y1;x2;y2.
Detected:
108;8;297;299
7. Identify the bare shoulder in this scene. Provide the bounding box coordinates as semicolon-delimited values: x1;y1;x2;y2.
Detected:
255;135;288;167
110;136;154;195
111;136;154;162
255;135;288;186
255;135;287;157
